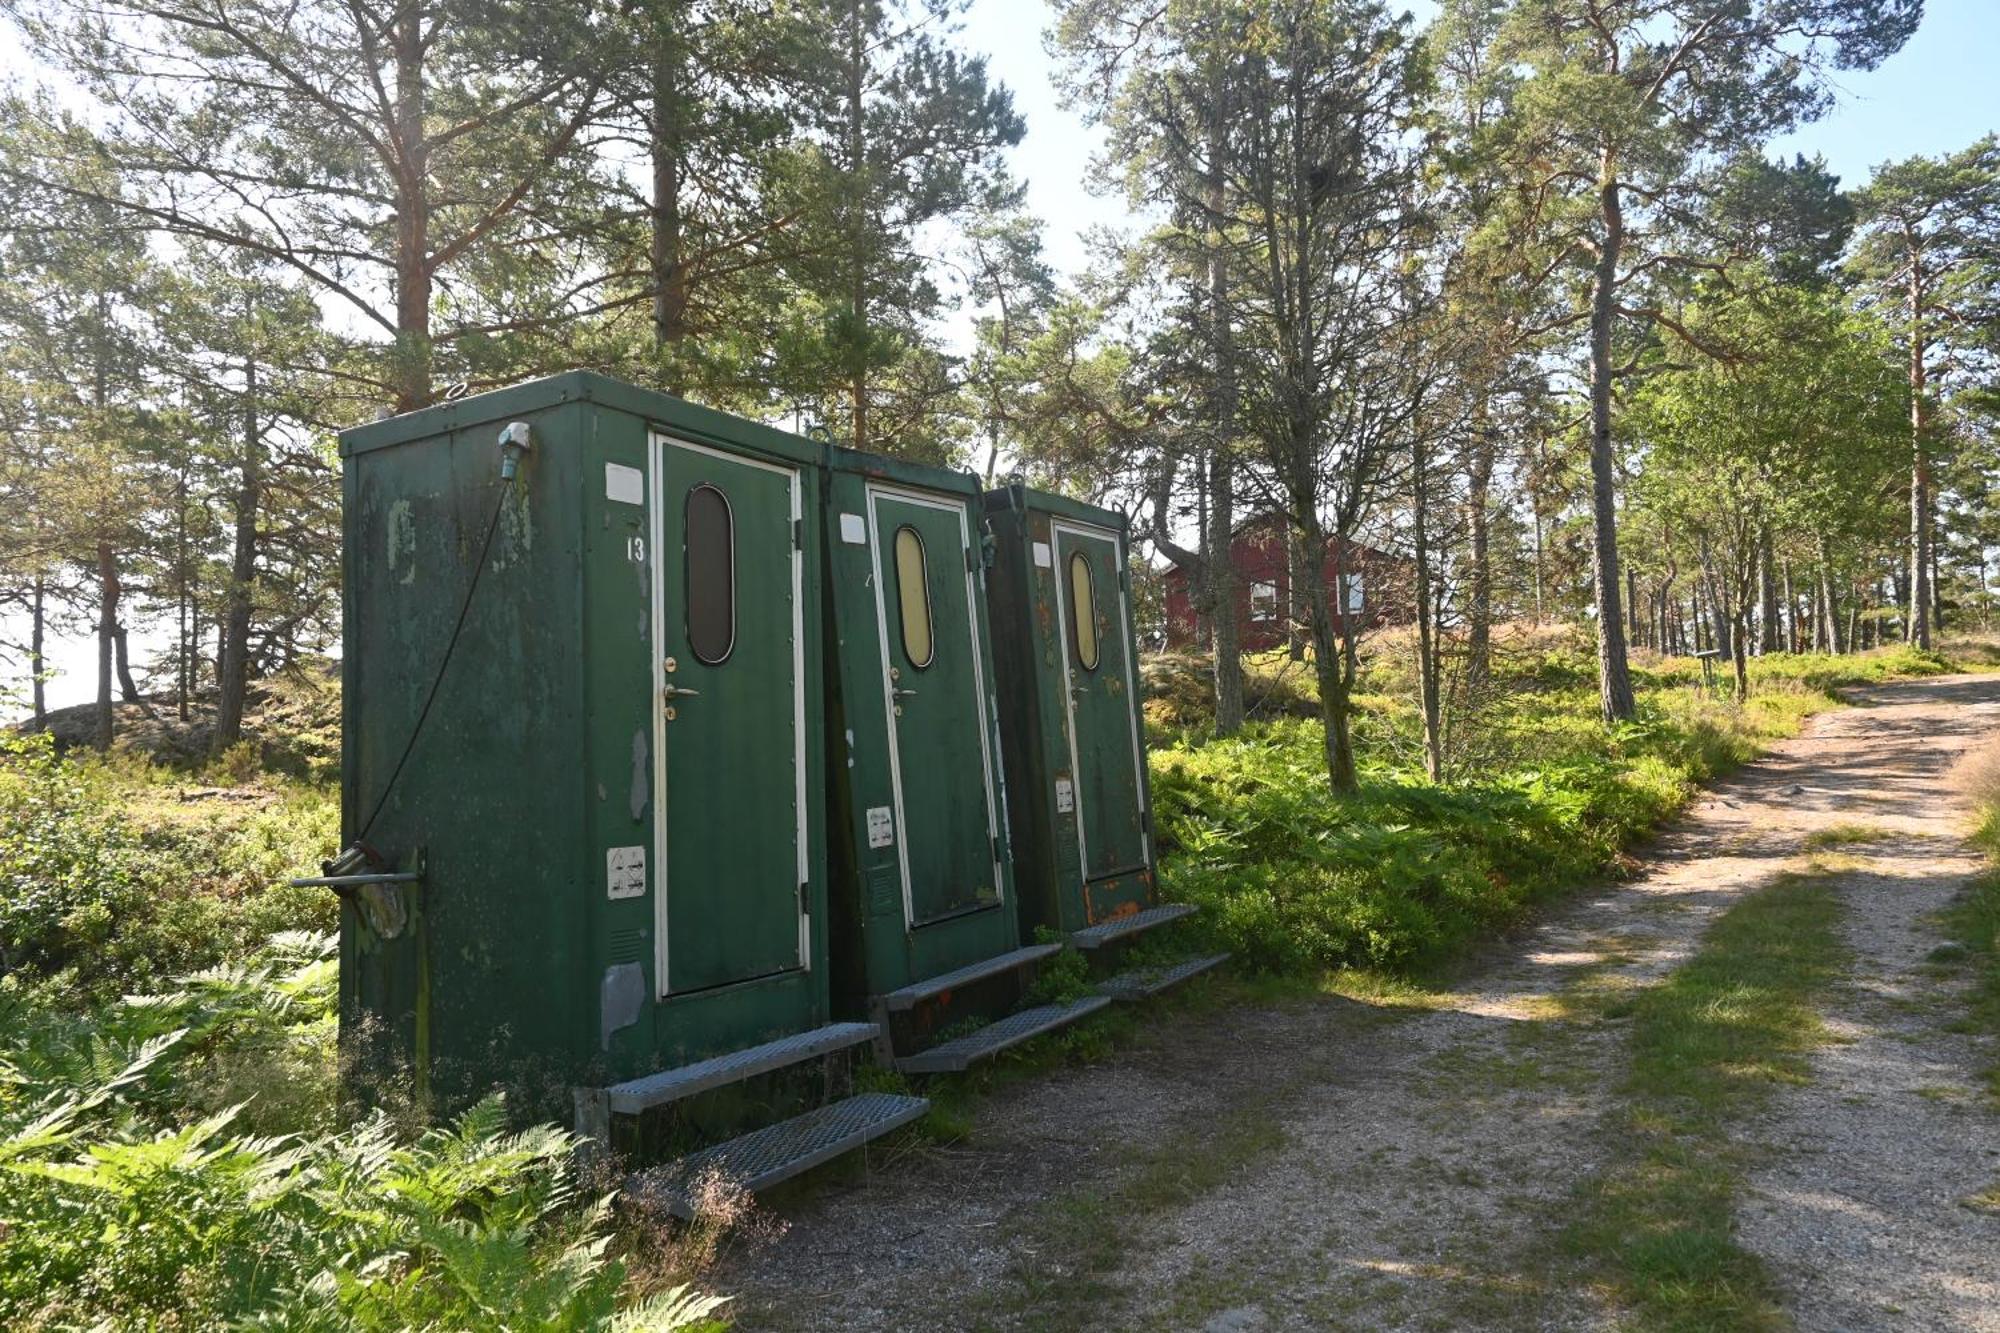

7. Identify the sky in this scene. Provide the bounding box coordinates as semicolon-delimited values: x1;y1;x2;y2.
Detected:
8;0;1999;715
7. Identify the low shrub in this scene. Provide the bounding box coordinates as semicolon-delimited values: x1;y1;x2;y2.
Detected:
0;731;337;1008
0;933;730;1331
1149;642;1955;978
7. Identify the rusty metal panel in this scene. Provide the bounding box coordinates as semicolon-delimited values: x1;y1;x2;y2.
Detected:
981;484;1162;938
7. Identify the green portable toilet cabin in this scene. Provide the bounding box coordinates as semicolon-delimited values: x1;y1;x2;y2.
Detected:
332;372;921;1202
981;482;1227;996
820;448;1110;1070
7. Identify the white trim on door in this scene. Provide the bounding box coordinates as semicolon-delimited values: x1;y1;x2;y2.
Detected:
863;482;1005;929
649;432;809;999
1049;517;1152;878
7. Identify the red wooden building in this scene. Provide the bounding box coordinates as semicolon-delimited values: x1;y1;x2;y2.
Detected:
1161;512;1409;653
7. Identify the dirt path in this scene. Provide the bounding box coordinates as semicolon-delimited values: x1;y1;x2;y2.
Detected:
723;676;2000;1331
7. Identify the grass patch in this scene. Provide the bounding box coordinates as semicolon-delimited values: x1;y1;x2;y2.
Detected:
1564;867;1848;1329
971;1102;1288;1329
1802;823;1889;851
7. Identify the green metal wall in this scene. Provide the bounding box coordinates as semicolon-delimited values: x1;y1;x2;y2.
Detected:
982;484;1160;937
820;447;1020;1014
339;373;830;1118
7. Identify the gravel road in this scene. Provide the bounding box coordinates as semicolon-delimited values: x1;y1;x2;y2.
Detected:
720;675;2000;1331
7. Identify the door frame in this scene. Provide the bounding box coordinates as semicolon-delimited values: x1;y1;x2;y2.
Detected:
1048;517;1151;878
863;482;1004;929
649;431;810;998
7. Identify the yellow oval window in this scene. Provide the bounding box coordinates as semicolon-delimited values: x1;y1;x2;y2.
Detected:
1069;551;1100;671
893;525;935;669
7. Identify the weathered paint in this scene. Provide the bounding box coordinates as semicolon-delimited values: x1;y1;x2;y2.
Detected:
821;447;1022;1023
339;372;832;1119
982;484;1162;937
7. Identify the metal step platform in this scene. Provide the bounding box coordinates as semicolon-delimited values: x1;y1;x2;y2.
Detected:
894;994;1113;1074
1068;902;1197;950
1097;952;1231;1002
875;942;1063;1013
627;1091;930;1219
604;1021;880;1117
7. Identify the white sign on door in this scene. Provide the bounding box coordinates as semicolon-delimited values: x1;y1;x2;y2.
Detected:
1055;778;1074;814
606;846;646;899
866;805;896;849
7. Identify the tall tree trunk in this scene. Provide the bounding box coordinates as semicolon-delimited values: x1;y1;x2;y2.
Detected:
1294;521;1357;792
1465;419;1493;685
1204;55;1243;735
1412;434;1442;780
1906;249;1932;650
114;625;150;712
1758;527;1779;654
1698;535;1730;660
213;359;262;755
29;577;46;723
175;466;190;720
1781;555;1798;654
1817;535;1843;653
1587;151;1636;722
393;9;433;413
95;539;117;750
844;1;870;450
1626;565;1641;648
651;7;689;387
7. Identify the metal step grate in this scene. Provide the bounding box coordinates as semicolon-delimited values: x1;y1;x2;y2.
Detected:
605;1021;880;1116
1097;952;1231;1002
894;994;1113;1074
1068;902;1197;950
875;942;1063;1013
627;1092;929;1219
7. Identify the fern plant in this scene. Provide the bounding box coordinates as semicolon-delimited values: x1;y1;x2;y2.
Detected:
0;938;731;1331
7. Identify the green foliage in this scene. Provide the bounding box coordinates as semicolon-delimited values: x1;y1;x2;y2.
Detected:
1025;928;1094;1006
1944;753;2000;1107
0;730;338;1008
0;934;728;1331
1151;644;1948;978
0;731;141;987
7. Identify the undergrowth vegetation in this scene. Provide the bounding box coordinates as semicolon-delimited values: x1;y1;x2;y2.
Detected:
0;718;729;1331
1149;630;1965;977
1946;736;2000;1110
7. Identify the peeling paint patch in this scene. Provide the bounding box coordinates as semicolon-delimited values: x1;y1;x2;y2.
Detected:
387;500;417;585
600;963;645;1049
629;729;649;821
493;486;534;569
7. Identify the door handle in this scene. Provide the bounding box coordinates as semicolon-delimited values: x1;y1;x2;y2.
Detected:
662;683;701;700
892;686;918;700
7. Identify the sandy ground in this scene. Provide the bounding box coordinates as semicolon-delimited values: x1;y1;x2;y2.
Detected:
720;675;2000;1331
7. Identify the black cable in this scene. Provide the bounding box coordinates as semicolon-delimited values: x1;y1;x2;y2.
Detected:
356;483;513;844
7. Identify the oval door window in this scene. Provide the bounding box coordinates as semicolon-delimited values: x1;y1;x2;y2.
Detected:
684;483;734;664
1069;551;1100;671
893;525;935;668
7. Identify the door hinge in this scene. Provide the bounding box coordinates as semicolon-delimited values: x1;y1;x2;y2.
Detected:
793;517;805;550
797;881;809;916
992;834;1006;864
